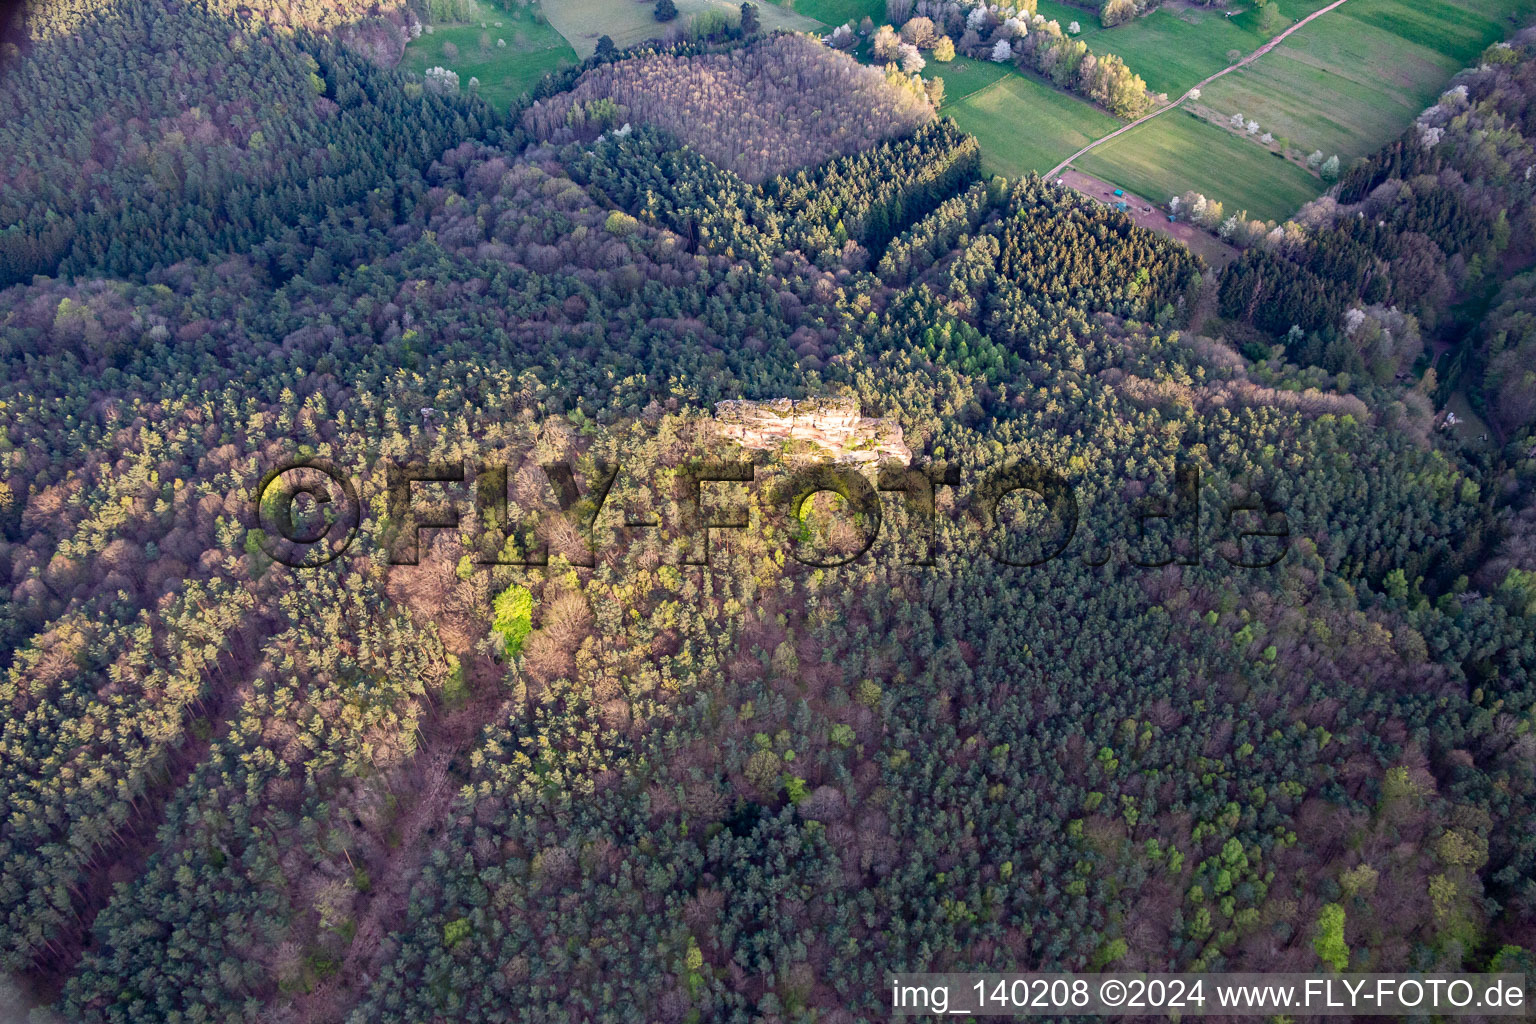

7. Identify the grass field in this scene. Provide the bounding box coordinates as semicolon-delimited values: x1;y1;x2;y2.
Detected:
1198;0;1532;161
933;57;1015;102
1092;0;1340;95
546;0;822;57
1076;109;1322;220
400;0;577;110
1035;0;1103;32
946;72;1122;176
767;0;883;27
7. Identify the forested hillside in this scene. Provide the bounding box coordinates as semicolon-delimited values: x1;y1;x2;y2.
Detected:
1;4;1534;1023
0;0;506;288
19;0;412;38
522;34;934;183
1217;33;1536;435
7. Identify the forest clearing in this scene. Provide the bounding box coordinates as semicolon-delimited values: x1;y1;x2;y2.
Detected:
399;0;576;108
546;0;820;56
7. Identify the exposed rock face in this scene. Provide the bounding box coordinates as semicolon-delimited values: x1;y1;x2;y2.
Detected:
712;398;912;466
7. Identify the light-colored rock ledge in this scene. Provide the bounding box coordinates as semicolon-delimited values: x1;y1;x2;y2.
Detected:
712;398;912;466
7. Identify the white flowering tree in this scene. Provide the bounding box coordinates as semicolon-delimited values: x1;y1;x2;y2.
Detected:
423;66;459;94
899;42;926;72
990;37;1013;61
1230;112;1246;128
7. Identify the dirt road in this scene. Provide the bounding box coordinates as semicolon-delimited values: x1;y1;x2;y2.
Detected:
1058;169;1241;268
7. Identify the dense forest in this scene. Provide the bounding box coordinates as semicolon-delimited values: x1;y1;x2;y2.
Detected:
0;0;503;288
1;2;1534;1023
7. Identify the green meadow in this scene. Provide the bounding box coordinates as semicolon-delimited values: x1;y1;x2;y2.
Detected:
546;0;821;57
1199;0;1532;160
945;71;1121;176
933;56;1016;102
1067;0;1527;223
400;0;576;110
1034;0;1103;33
768;0;885;27
1076;109;1322;221
1086;0;1335;96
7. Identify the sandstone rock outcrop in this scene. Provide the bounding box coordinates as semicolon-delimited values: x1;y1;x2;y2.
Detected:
711;398;912;466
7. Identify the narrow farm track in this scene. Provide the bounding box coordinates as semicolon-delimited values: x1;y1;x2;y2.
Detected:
1047;0;1352;177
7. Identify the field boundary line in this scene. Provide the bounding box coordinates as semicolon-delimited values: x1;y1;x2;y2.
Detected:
1046;0;1351;177
944;72;1020;108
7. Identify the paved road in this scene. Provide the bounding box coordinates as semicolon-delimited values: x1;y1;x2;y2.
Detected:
1046;0;1352;178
